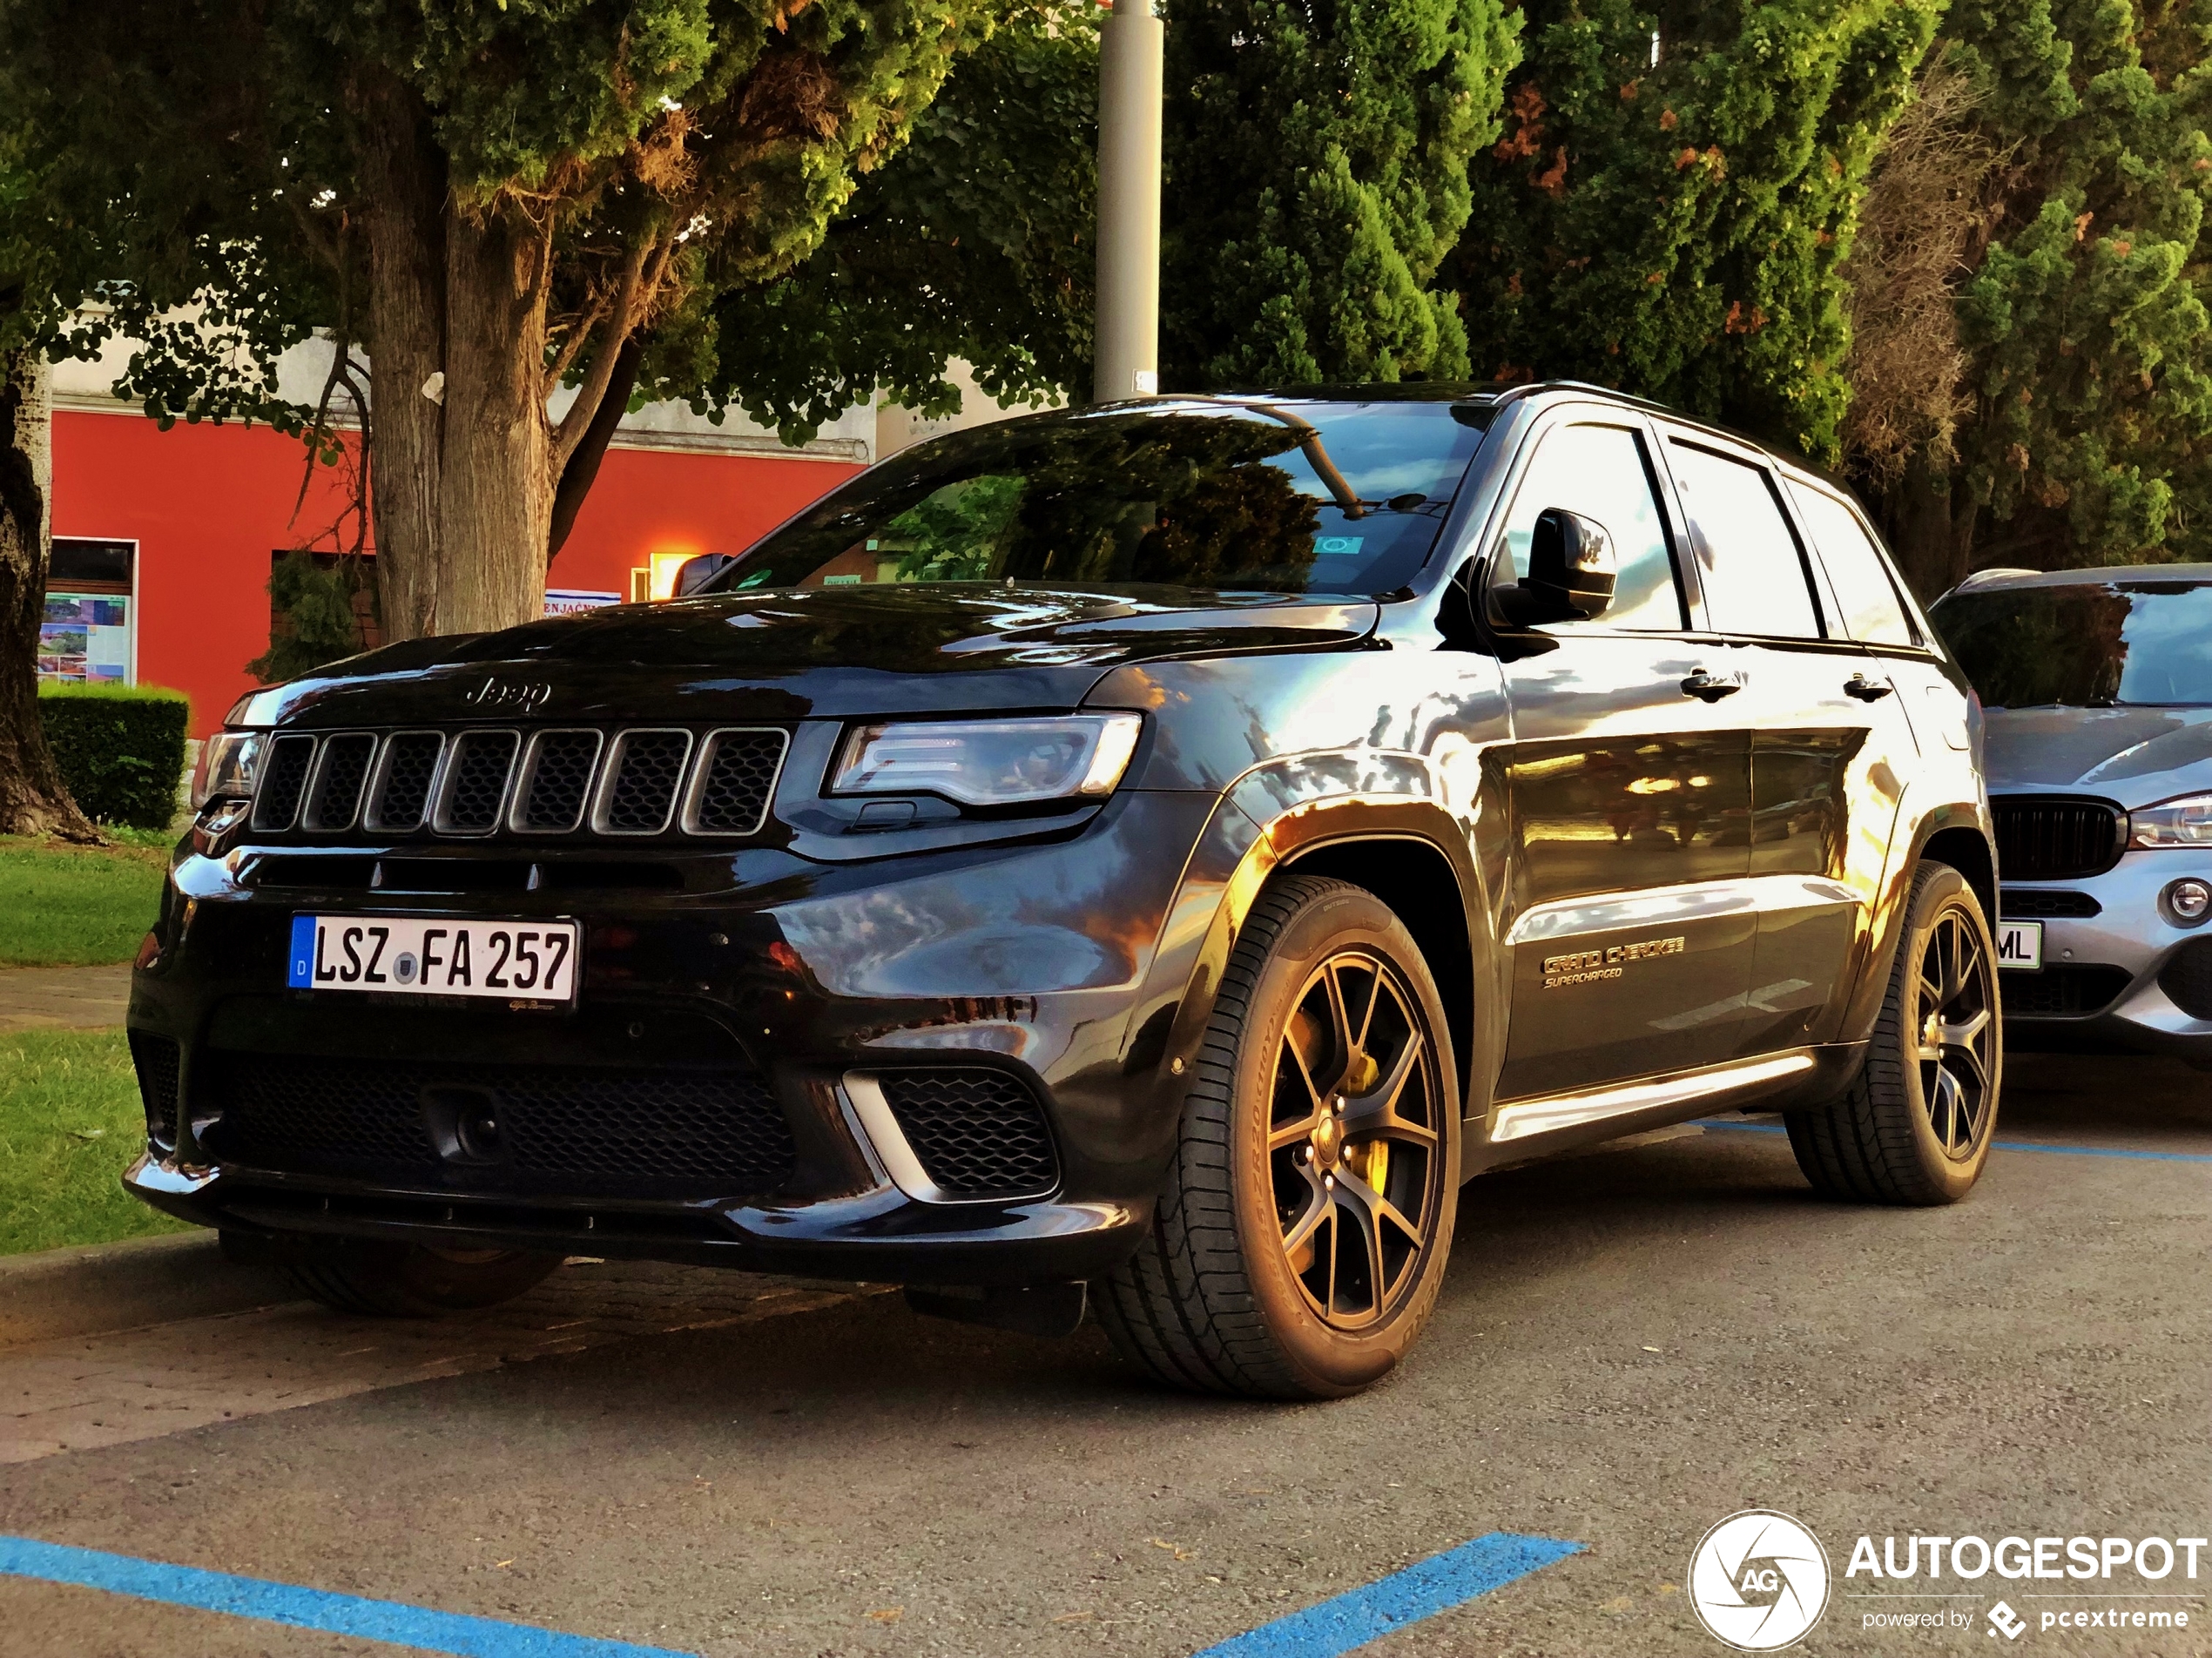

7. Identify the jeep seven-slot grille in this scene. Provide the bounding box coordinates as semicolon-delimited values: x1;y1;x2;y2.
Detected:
1992;796;2126;881
250;725;789;843
213;1053;798;1194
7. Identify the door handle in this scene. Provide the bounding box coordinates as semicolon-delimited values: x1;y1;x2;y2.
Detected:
1844;673;1895;702
1680;668;1743;702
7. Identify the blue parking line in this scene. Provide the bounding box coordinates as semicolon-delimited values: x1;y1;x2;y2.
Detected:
1695;1119;2212;1163
0;1535;691;1658
1189;1531;1582;1658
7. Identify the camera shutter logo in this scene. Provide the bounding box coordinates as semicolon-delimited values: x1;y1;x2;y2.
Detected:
1688;1510;1831;1651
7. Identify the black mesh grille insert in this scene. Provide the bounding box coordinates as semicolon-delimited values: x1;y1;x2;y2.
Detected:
252;735;318;832
690;730;787;834
1993;797;2125;881
437;731;519;834
2004;965;2134;1017
371;733;443;831
2158;938;2212;1020
879;1070;1058;1199
129;1032;180;1151
599;731;691;833
305;733;377;832
2000;888;2102;919
214;1053;796;1194
516;730;601;832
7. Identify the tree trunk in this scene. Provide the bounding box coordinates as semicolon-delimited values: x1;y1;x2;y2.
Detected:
1878;445;1979;603
356;67;448;644
437;206;554;633
548;336;644;561
0;347;96;839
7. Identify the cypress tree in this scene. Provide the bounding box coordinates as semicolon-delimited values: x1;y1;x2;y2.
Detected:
1159;0;1521;390
1442;0;1940;462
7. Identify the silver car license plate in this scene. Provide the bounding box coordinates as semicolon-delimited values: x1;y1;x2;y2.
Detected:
287;914;579;1003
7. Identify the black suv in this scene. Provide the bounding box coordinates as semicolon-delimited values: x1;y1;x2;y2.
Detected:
129;383;2000;1399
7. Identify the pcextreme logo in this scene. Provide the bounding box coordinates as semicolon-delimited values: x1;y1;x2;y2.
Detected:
1688;1510;1831;1652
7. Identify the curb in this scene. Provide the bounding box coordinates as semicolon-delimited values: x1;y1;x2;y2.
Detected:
0;1231;299;1349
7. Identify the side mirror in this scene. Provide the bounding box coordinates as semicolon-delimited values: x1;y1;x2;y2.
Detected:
1497;508;1615;625
672;553;737;596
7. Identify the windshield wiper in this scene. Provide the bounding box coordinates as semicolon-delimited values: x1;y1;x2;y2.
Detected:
1239;402;1367;520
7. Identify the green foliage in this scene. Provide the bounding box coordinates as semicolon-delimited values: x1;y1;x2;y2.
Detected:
248;554;375;685
0;834;169;965
1444;0;1942;462
706;1;1097;444
1161;0;1520;388
1943;0;2212;568
888;475;1028;580
35;684;190;831
0;1029;188;1255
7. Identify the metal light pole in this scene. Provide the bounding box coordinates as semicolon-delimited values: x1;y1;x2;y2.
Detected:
1093;0;1163;403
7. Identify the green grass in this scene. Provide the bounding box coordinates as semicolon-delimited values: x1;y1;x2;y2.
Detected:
0;833;170;966
0;1028;187;1255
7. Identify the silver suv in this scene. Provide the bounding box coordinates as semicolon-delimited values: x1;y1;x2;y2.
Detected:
1932;565;2212;1065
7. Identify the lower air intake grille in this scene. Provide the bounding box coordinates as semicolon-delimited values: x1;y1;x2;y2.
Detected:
878;1070;1059;1199
2003;966;2134;1018
214;1054;796;1195
1993;796;2125;881
129;1033;180;1151
1999;888;2102;919
2157;939;2212;1021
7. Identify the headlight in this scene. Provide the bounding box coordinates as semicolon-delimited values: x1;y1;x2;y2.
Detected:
2129;792;2212;848
191;731;264;809
832;714;1143;807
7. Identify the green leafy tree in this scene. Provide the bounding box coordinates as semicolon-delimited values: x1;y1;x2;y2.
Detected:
708;1;1098;443
1849;1;2212;594
0;124;98;837
1160;0;1521;389
0;0;1003;642
1443;0;1942;462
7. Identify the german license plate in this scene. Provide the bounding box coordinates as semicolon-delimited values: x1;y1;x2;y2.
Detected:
287;915;579;1003
1995;920;2043;972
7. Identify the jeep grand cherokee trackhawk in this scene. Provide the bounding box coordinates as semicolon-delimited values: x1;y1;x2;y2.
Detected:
128;383;2000;1399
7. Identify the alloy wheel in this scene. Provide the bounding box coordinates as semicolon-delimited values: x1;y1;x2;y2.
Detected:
1915;907;1996;1158
1267;950;1446;1331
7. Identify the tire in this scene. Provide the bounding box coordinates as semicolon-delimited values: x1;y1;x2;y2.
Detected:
272;1235;562;1318
1784;860;2002;1205
1094;875;1461;1399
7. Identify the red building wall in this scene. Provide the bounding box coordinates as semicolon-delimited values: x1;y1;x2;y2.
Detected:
51;410;859;738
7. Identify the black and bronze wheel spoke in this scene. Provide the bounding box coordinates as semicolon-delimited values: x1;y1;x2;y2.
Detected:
1270;947;1444;1331
1915;909;1995;1161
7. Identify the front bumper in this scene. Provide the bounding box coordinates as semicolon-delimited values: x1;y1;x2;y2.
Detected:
123;789;1224;1283
2000;848;2212;1060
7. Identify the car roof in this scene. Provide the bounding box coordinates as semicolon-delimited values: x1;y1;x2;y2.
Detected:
1940;563;2212;596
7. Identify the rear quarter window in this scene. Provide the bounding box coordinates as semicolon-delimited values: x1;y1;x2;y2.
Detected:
1787;482;1917;647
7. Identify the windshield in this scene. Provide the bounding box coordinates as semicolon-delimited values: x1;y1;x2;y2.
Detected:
1932;578;2212;707
707;401;1488;598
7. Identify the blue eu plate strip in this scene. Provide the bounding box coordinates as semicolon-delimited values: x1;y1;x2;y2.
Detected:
287;914;315;988
1696;1118;2212;1163
0;1534;692;1658
1190;1530;1582;1658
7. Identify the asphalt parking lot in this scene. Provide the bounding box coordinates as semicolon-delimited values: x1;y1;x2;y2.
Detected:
2;1052;2205;1658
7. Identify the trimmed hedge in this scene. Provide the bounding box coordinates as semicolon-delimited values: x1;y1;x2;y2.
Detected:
37;684;192;831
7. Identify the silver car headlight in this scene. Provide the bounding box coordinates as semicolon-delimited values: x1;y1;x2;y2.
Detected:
191;731;265;809
2129;792;2212;848
832;714;1143;807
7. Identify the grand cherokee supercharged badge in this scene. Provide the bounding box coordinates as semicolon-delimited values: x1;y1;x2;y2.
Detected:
1541;934;1685;988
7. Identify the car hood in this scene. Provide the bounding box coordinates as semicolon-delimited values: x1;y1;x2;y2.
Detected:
250;585;1381;729
1982;704;2212;808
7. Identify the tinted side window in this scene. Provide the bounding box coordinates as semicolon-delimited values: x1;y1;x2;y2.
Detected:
1786;482;1916;647
1668;442;1821;639
1502;421;1685;630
